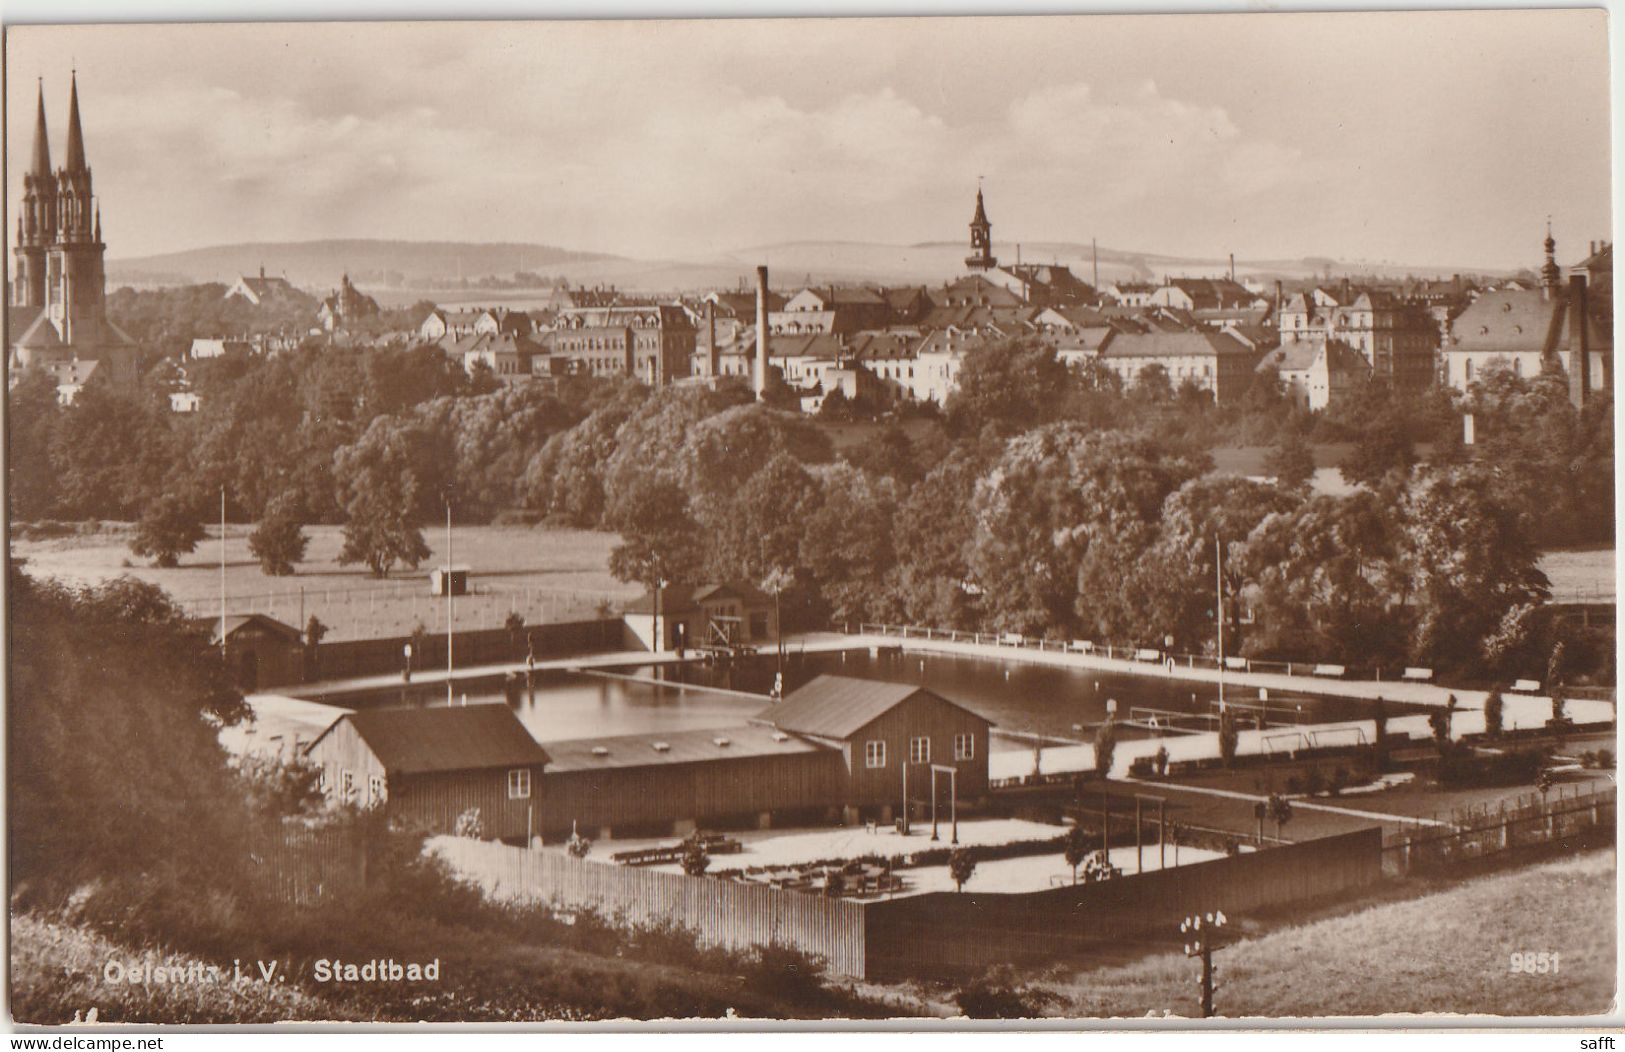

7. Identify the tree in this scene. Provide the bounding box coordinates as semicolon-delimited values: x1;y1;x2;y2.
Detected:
944;339;1072;436
1241;491;1409;666
7;367;63;520
1264;427;1316;492
1063;825;1091;884
304;614;328;679
680;837;711;877
130;495;206;568
332;418;439;578
248;493;308;575
607;476;705;647
505;611;527;657
1401;465;1551;672
1483;687;1504;738
1093;717;1118;781
1218;708;1239;767
1266;793;1294;839
948;847;977;892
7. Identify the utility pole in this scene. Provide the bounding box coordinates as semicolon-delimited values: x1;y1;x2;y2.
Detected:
446;497;455;706
1181;910;1229;1018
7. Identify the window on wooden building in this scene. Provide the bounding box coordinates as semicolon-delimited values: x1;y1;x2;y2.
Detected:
909;736;930;764
368;775;385;806
508;768;532;799
340;769;355;800
954;734;975;761
864;740;886;768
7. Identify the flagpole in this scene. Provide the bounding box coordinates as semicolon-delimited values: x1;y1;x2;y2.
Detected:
220;486;227;660
1215;535;1225;713
447;498;455;706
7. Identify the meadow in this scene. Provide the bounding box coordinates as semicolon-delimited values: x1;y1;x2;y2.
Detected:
10;523;641;642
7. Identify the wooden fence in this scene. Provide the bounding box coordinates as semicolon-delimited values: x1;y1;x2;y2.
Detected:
308;618;628;684
1382;783;1615;876
251;822;368;906
861;827;1382;979
428;836;868;978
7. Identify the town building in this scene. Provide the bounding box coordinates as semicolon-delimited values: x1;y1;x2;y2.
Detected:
1443;233;1611;406
8;76;139;389
224;266;300;306
1256;338;1368;411
1097;330;1263;402
304;704;553;843
317;274;381;332
552;305;694;385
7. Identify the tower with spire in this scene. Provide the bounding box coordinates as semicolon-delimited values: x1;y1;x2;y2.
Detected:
965;181;996;271
9;73;135;389
1540;219;1562;300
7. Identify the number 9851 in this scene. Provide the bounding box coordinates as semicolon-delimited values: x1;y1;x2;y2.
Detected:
1509;952;1560;974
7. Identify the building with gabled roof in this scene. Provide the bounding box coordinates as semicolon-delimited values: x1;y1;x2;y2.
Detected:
304;704;552;841
225;266;300;306
1099;329;1263;402
622;581;778;652
1257;337;1368;411
753;674;993;817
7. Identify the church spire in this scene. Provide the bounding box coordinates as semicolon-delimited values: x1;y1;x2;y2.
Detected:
1540;217;1561;297
64;70;87;172
965;179;996;271
30;80;52;176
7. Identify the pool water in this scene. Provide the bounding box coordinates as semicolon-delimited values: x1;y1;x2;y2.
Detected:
368;648;1391;750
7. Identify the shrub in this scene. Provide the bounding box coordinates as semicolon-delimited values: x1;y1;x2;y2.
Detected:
1436;747;1544;788
1093;719;1118;780
1285;774;1303;795
1328;765;1350;797
948;848;977;892
453;808;484;839
1303;766;1325;797
746;943;828;1003
1598;749;1615;769
955;965;1059;1019
1082;849;1120;883
1483;687;1505;738
679;837;710;877
1218;709;1238;767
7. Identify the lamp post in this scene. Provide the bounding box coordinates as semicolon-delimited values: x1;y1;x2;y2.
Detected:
1181;910;1229;1018
445;494;454;706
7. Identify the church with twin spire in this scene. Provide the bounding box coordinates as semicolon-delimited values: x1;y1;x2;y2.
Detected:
9;74;138;396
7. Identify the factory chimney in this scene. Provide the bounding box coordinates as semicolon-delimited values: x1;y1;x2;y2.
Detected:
706;299;719;379
754;265;770;399
1228;253;1235;282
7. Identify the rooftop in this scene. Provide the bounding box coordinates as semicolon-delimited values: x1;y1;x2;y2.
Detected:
308;704;551;776
542;723;825;773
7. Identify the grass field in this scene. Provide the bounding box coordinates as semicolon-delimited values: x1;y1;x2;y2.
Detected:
1013;850;1616;1018
10;523;640;642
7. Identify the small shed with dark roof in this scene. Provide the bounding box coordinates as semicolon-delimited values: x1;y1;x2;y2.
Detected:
304;704;552;842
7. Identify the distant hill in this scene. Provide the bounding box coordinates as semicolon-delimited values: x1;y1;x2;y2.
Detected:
108;237;1512;298
106;240;624;292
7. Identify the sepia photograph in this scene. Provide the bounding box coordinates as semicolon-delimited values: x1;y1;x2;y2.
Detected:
2;3;1618;1032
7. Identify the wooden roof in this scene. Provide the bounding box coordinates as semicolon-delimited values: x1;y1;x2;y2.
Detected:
307;704;551;776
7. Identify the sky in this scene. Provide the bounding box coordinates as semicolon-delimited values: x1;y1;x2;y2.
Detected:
5;10;1612;270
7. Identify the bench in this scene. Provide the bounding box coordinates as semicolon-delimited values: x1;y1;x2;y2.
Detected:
1224;656;1249;671
1402;667;1434;682
1134;648;1162;662
1512;679;1542;693
1070;639;1093;653
1312;664;1347;678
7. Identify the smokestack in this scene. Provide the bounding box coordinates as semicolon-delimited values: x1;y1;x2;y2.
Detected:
755;265;770;399
1568;274;1590;409
1092;238;1099;289
1229;253;1235;282
706;300;718;379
